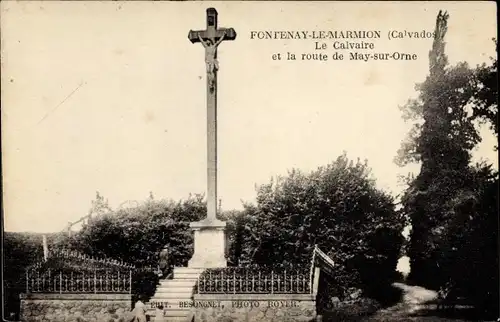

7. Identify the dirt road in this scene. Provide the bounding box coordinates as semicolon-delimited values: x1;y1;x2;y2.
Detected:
365;283;472;322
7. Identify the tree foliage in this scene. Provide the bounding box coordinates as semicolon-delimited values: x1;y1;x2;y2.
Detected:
88;191;113;218
67;194;205;267
232;154;405;299
470;44;498;137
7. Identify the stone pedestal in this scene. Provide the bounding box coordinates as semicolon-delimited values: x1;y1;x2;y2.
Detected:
188;218;227;268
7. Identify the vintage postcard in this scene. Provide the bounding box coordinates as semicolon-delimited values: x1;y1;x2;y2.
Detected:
1;2;498;321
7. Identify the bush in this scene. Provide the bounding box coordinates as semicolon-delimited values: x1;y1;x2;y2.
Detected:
67;195;205;267
233;154;405;299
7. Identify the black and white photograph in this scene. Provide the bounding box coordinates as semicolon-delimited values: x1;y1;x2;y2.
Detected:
1;2;498;321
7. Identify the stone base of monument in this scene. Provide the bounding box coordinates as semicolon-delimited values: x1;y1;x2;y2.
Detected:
188;218;227;268
147;219;228;320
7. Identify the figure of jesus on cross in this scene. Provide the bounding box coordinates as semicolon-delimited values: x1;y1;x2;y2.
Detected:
189;8;236;93
198;32;226;75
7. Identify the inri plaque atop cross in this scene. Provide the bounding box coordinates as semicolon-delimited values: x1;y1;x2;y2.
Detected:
188;8;236;223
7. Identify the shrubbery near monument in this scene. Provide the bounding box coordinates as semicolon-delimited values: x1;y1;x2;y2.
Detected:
230;153;405;301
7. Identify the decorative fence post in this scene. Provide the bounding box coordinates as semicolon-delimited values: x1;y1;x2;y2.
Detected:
276;273;281;294
94;269;97;294
271;271;274;294
264;273;268;294
221;270;224;293
258;271;261;293
59;271;62;294
122;270;126;292
233;270;236;294
284;270;287;293
309;246;317;295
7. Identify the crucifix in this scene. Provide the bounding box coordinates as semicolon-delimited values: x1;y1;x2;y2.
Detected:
188;8;236;222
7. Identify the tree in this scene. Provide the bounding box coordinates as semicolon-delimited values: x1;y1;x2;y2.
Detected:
396;11;487;288
236;154;404;298
396;11;498;317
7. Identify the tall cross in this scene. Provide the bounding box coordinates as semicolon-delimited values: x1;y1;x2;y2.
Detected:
188;8;236;222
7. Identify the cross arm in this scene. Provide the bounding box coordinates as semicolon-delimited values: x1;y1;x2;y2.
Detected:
188;28;237;44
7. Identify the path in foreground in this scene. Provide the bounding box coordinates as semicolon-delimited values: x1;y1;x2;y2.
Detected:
363;283;471;322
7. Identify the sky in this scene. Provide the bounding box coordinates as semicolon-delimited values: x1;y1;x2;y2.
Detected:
1;1;497;233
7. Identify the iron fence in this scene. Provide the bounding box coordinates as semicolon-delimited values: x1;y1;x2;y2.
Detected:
46;248;136;269
26;269;132;294
197;268;311;294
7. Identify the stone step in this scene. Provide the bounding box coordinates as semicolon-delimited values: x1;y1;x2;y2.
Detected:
156;284;193;289
153;293;193;299
157;285;196;292
173;267;206;275
151;292;194;299
154;287;192;294
174;273;202;279
150;297;192;302
160;279;198;287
